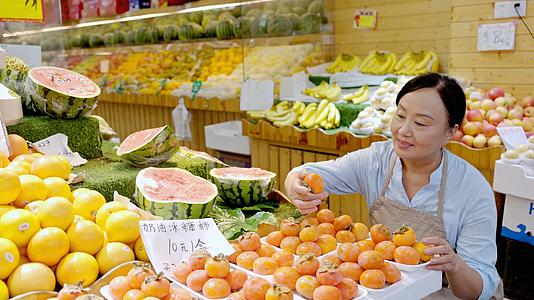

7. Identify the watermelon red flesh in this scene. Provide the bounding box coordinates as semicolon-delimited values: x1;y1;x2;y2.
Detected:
117;126;165;155
210;167;276;208
136;167;218;220
29;66;100;98
139;168;216;203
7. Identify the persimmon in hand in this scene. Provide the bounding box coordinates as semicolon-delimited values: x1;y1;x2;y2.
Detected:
303;173;324;194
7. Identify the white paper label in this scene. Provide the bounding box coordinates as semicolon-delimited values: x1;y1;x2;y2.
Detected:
279;76;293;100
240;79;274;111
292;71;308;101
497;126;528;150
331;72;390;88
140;219;234;277
0;118;10;157
307;63;330;76
34;133;87;166
477;22;516;51
99;59;110;73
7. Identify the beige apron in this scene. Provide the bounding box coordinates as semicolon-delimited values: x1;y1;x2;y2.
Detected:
369;152;504;300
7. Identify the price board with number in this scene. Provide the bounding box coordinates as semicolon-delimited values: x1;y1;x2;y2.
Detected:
477;22;516;51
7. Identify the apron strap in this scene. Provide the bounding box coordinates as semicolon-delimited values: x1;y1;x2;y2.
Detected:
380;154;398;197
436;151;448;220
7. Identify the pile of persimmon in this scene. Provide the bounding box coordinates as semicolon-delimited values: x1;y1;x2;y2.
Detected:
171;249;251;299
368;224;432;266
227;278;294;300
227;232;290;276
264;209;371;257
106;262;190;300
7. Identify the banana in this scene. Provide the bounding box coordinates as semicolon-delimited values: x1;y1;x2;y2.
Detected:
273;112;297;127
395;51;413;71
247;110;267;119
325;84;341;102
352;88;369;104
378;54;393;74
320;120;328;128
416;51;432;71
326;55;344;73
327;103;336;124
298;103;317;123
292;101;305;115
388;53;398;73
334;108;341;127
314;105;330;125
316;99;329;113
266;109;291;121
359;51;377;72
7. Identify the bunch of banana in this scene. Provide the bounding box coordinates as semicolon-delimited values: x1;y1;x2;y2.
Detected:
264;100;307;127
359;51;398;75
302;81;342;102
342;85;369;104
298;100;341;130
326;53;361;73
394;50;439;75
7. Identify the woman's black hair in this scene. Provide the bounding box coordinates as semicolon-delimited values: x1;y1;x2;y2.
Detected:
396;73;466;128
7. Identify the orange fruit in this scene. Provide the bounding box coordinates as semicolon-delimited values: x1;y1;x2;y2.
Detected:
7;135;28;160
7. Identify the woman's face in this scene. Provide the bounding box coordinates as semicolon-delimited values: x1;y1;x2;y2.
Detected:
390;88;456;163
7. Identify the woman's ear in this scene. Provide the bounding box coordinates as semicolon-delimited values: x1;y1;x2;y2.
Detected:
444;124;458;145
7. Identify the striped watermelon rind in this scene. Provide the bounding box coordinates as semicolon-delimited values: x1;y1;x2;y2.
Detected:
209;167;276;208
0;68;27;103
135;167;218;219
25;66;100;119
117;125;178;167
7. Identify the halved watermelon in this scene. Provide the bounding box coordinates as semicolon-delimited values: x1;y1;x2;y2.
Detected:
25;66;100;119
210;167;276;208
135;167;218;219
177;146;228;178
117;125;178;167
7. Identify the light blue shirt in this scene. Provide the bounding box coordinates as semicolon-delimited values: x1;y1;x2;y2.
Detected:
293;141;499;300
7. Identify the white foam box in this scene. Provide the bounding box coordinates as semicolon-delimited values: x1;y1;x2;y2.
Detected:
365;270;442;300
493;160;534;245
204;121;251;155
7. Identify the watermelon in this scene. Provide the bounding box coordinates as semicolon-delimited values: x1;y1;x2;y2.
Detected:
117;125;178;167
210;167;276;208
175;146;228;178
163;25;178;42
0;56;29;104
204;21;218;38
89;34;104;48
251;14;270;37
135;167;218;219
103;33;115;46
234;17;251;38
297;13;321;34
268;15;294;36
25;66;101;119
178;23;203;41
114;31;126;44
216;19;235;40
125;30;136;45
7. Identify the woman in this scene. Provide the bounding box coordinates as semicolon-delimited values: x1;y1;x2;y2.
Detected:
285;74;502;300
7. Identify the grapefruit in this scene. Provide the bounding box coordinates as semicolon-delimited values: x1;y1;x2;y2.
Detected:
0;169;21;205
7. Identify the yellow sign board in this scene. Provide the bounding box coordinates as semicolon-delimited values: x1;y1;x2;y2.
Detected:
0;0;44;22
354;8;378;30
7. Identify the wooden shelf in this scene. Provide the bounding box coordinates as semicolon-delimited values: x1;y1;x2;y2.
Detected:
97;93;241;113
42;33;331;57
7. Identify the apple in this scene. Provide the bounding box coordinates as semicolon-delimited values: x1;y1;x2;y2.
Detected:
524;107;534;117
516;144;530;153
469;101;482;110
522;117;534;131
507;109;523;120
461;135;474;147
511;119;523;127
452;130;464;142
462;122;481;136
487;135;502;147
473;134;487;148
470;91;483;101
488;87;505;100
521;95;534;108
485;109;498;119
482;123;497;137
496;106;508;118
466;110;484;122
494;97;507;107
527;132;534;139
481;99;497;111
488;112;504;125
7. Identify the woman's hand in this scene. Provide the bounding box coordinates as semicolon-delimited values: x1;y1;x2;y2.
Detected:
285;170;328;215
421;237;462;274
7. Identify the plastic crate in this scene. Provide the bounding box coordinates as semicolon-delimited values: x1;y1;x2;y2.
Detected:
503;238;534;299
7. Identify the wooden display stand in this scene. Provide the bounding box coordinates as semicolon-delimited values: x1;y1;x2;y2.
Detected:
243;119;505;225
94;93;242;157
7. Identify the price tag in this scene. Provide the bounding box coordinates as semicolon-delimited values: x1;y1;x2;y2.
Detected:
140;219;234;277
354;8;378;30
99;60;110;73
331;72;390;88
477;22;516;51
279;76;293;100
0;118;10;157
292;71;308;100
497;126;528;150
307;63;330;76
240;79;274;111
34;133;87;166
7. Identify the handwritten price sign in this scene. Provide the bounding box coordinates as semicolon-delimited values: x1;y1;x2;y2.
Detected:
477;22;516;51
140;219;234;277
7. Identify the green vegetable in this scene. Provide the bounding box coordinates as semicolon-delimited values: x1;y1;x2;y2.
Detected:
335;103;369;127
209;205;279;240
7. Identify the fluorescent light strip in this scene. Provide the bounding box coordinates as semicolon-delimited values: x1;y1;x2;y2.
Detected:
2;0;273;38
